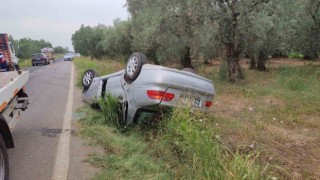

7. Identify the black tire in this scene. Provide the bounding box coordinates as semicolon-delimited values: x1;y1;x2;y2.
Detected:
14;65;20;71
124;52;146;84
82;69;98;89
182;68;197;74
0;134;9;180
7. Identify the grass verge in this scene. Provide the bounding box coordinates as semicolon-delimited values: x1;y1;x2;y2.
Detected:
73;57;124;87
75;57;320;179
74;57;270;179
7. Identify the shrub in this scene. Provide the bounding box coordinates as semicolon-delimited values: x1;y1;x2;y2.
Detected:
218;61;228;81
98;94;121;128
80;94;121;128
288;52;304;59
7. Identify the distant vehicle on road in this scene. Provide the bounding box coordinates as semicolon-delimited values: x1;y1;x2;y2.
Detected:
64;53;75;61
82;52;215;125
32;53;49;66
0;33;20;70
75;53;80;57
41;47;55;62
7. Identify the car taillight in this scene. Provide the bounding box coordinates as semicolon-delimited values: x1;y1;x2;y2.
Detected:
41;57;46;60
147;90;175;101
204;101;213;107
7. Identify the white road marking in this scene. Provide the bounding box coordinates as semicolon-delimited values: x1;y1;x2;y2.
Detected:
52;63;74;180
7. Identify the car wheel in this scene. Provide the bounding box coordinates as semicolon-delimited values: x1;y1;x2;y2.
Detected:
82;69;98;89
124;52;146;84
182;68;197;74
14;64;20;71
0;134;9;180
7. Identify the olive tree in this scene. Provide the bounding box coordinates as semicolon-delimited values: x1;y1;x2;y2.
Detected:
127;0;205;68
294;0;320;60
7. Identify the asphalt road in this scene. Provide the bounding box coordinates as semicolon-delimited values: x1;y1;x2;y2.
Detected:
8;59;97;180
23;58;65;73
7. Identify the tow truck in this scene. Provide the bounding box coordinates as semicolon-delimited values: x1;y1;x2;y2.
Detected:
0;33;20;71
0;33;29;180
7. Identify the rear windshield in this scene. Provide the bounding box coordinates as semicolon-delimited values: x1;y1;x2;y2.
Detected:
33;54;43;58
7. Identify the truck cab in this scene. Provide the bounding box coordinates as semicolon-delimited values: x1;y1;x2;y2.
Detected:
0;33;20;70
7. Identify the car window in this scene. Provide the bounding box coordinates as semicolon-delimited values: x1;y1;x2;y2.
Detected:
33;54;43;58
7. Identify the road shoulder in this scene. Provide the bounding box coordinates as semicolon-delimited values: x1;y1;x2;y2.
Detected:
67;64;102;180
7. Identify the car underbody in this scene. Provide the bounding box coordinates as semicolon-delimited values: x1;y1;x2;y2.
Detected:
82;53;215;125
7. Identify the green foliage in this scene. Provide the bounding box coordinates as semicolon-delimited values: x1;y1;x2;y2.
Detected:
80;125;172;179
72;21;133;60
18;58;32;68
162;108;262;179
71;0;319;78
14;38;52;59
8;35;68;60
277;64;320;92
97;94;121;128
79;105;264;179
79;94;120;128
290;0;320;60
288;52;304;59
75;53;320;179
54;46;68;54
73;57;124;87
218;61;228;81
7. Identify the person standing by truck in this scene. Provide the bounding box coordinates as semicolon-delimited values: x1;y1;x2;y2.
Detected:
0;53;7;71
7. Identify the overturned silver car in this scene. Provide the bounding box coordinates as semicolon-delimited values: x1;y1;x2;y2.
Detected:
82;52;215;124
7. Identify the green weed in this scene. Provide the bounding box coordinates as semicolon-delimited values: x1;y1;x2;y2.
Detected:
288;52;304;59
19;59;31;68
98;94;121;128
217;61;228;81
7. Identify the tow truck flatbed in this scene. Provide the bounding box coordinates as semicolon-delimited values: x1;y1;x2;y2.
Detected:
0;71;29;130
0;71;29;111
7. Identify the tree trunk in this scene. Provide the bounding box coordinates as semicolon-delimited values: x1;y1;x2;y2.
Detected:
225;43;244;82
248;49;256;69
257;50;267;71
181;46;192;68
227;57;244;83
303;51;319;60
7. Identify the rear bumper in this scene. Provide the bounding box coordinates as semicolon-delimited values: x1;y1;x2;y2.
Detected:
132;86;211;111
32;60;46;64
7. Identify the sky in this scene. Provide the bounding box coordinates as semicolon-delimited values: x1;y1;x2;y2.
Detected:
0;0;128;51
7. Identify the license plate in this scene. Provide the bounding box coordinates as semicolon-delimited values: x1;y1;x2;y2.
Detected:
181;96;201;107
193;98;200;107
